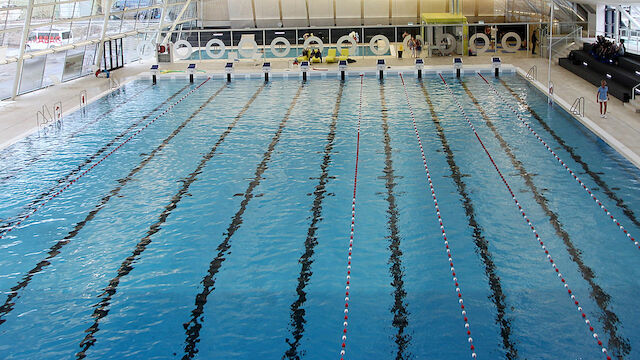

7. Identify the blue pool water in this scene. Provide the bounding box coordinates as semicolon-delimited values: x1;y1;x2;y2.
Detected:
189;45;390;60
0;73;639;359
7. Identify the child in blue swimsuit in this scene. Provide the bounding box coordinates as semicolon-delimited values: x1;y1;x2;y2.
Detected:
597;80;609;118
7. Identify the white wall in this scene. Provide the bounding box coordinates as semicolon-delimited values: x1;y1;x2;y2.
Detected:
281;0;308;26
363;0;388;25
308;0;334;26
228;0;254;28
201;0;230;27
335;0;361;25
392;0;418;24
254;0;281;27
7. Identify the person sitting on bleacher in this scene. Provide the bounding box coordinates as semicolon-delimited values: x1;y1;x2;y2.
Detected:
591;36;623;64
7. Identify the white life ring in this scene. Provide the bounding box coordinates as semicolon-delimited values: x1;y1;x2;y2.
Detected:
336;35;357;55
173;39;193;60
303;35;324;52
501;32;521;52
436;33;456;55
469;33;490;53
205;38;226;59
270;37;291;57
237;37;258;58
136;40;155;58
369;35;390;56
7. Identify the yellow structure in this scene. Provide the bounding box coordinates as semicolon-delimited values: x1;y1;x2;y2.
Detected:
420;13;469;55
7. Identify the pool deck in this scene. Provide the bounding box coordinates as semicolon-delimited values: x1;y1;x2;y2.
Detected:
1;52;639;169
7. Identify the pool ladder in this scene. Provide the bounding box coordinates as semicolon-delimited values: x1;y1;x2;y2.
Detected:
570;97;585;117
526;65;537;80
36;101;63;137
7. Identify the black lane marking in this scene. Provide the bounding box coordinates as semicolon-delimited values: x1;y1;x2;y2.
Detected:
182;84;305;360
420;82;519;359
0;84;191;234
499;80;640;233
0;84;229;327
0;84;153;183
462;81;630;358
283;82;344;360
380;83;411;360
73;84;265;359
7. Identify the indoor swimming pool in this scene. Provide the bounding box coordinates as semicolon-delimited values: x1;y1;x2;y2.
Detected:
0;72;639;360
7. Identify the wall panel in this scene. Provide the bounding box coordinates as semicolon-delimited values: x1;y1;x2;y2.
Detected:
281;0;308;26
392;0;418;24
335;0;361;25
364;0;388;25
228;0;254;28
308;0;334;26
255;0;281;27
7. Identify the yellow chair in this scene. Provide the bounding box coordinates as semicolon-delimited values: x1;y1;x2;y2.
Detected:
311;56;321;63
339;48;349;61
326;48;337;63
296;55;308;62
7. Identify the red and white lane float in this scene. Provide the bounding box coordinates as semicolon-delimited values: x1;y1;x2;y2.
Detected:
441;73;611;360
478;73;638;251
399;73;477;359
0;77;212;241
339;75;363;360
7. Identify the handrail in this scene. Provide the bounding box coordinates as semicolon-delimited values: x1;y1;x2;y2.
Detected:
526;65;537;80
36;102;62;137
633;83;640;101
79;90;87;109
570;96;585;117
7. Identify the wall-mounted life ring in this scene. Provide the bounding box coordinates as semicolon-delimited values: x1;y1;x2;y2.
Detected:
336;35;357;55
469;33;490;53
369;35;390;56
270;37;291;57
205;38;226;59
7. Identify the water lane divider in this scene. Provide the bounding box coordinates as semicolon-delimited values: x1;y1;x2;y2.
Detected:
182;84;304;359
284;82;344;360
0;84;154;184
399;73;477;359
339;75;362;360
478;73;638;251
442;73;611;359
0;83;229;327
0;84;190;234
75;82;262;359
0;78;211;241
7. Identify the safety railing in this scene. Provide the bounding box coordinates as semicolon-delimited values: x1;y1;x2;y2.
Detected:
541;25;583;59
526;65;537;80
147;21;587;62
632;83;640;101
570;96;585;117
36;101;62;137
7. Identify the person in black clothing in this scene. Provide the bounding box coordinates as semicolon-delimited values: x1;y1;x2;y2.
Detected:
311;49;322;62
531;29;538;54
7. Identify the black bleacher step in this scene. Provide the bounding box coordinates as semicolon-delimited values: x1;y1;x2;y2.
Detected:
618;56;640;74
569;50;640;89
559;57;630;102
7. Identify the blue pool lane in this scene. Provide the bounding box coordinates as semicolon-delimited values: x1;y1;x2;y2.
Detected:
0;74;639;359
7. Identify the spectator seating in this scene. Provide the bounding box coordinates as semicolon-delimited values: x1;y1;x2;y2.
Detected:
560;45;640;102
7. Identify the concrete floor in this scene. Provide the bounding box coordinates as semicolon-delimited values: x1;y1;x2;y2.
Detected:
1;51;639;169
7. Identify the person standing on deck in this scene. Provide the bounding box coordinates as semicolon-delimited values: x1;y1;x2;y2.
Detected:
597;79;610;118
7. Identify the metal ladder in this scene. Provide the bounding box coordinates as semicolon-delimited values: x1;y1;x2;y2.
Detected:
36;102;63;137
570;97;585;117
526;65;537;80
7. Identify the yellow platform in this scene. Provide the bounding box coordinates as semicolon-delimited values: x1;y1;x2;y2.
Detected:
421;13;468;54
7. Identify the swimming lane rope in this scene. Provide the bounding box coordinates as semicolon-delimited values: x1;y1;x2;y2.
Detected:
339;75;362;360
441;73;611;360
478;73;638;251
399;73;477;359
0;77;211;241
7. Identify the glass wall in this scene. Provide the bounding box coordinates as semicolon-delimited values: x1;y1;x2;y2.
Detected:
0;0;193;99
